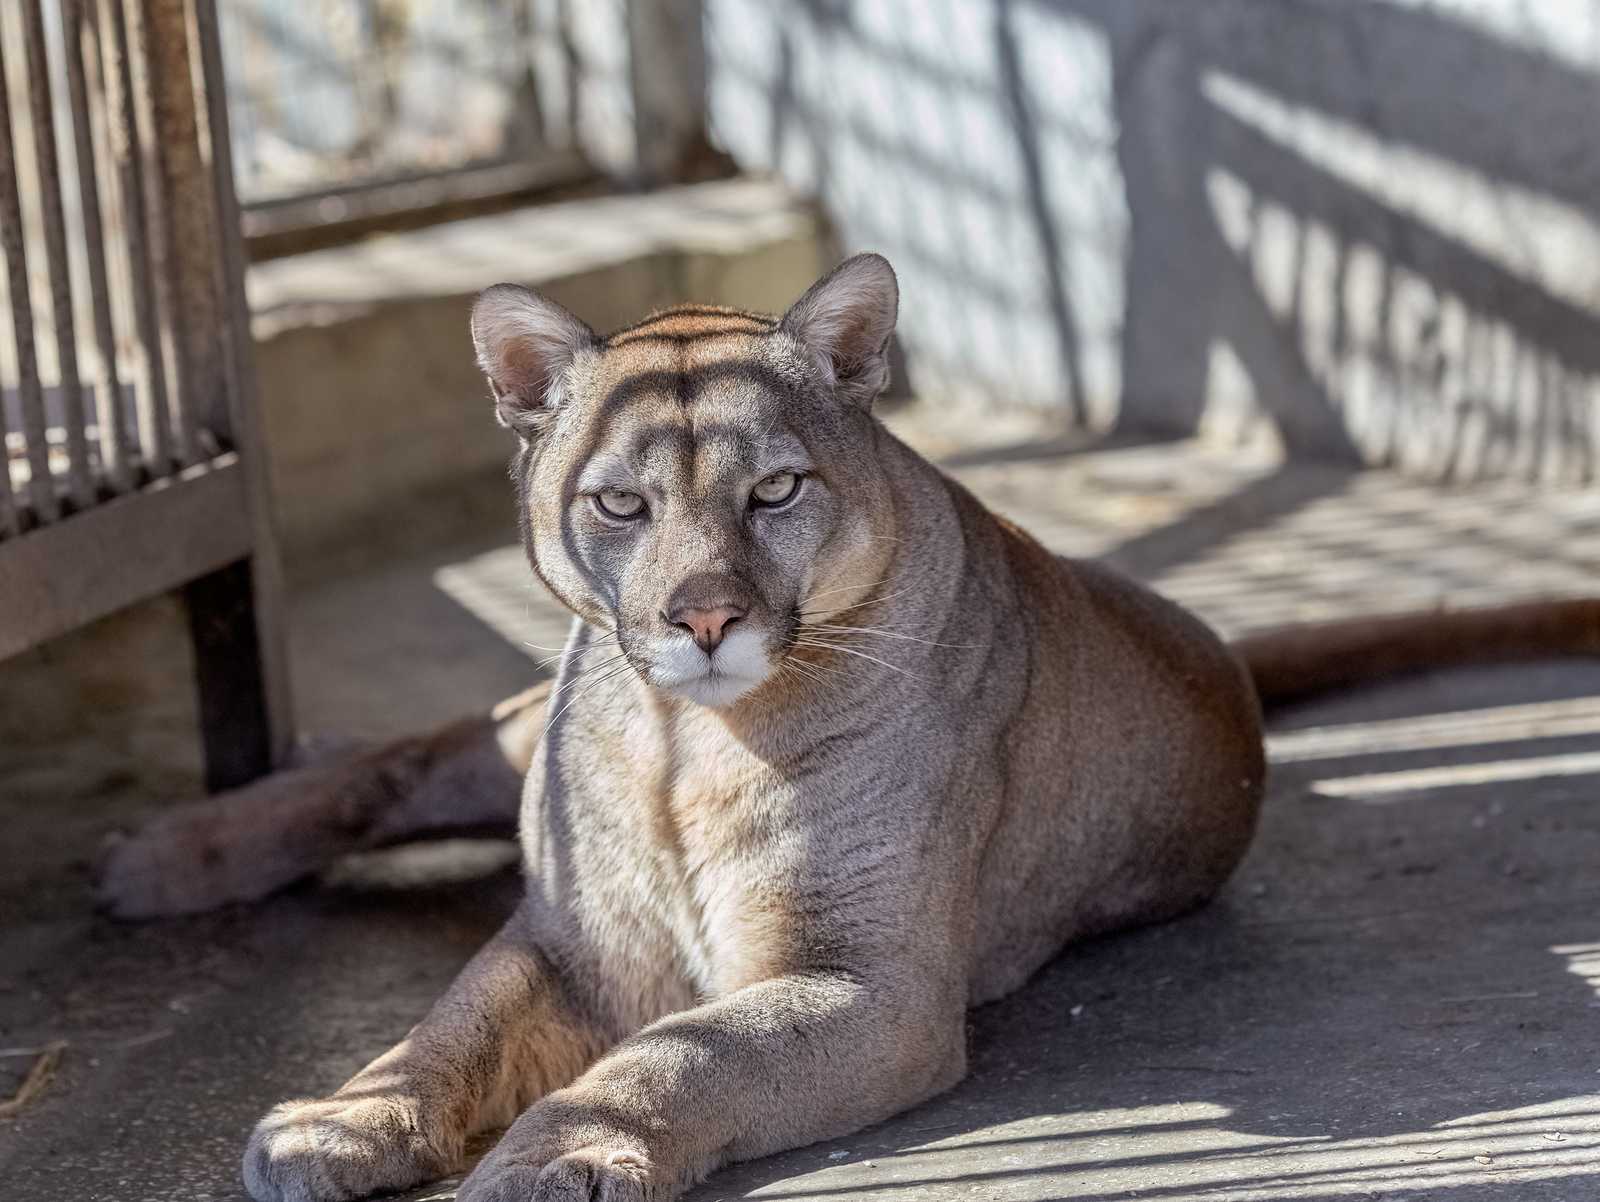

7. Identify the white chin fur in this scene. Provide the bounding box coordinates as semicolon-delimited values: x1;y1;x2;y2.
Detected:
648;626;770;707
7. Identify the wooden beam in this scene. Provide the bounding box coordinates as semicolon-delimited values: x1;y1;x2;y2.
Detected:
184;558;272;791
193;0;296;768
626;0;733;186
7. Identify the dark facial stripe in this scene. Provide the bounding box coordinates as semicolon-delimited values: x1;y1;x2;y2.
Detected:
594;362;803;412
611;419;786;469
605;306;777;346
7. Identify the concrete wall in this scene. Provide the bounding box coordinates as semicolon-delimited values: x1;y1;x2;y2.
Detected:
704;0;1600;484
0;593;203;919
709;0;1126;427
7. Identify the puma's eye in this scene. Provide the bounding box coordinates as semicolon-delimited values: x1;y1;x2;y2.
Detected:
596;489;646;519
751;471;799;506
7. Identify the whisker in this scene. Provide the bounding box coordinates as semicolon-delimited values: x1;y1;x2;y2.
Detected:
594;667;638;712
565;649;627;675
506;655;619;740
529;635;621;672
797;578;891;607
540;657;637;737
791;639;925;679
781;656;834;687
797;587;915;620
732;674;781;717
548;650;629;698
568;667;627;692
524;634;619;653
804;624;975;649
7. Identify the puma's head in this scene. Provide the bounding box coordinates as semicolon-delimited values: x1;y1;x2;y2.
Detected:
471;254;902;707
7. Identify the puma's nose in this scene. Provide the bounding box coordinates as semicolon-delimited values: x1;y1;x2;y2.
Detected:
667;604;745;653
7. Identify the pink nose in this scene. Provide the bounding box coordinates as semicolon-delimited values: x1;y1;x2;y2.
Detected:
670;605;744;653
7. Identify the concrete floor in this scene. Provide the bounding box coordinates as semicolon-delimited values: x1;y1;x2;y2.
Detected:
5;422;1600;1199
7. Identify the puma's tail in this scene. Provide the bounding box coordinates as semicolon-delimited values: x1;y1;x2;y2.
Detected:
1231;598;1600;709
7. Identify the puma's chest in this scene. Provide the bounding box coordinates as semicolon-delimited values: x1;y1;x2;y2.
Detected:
534;698;804;997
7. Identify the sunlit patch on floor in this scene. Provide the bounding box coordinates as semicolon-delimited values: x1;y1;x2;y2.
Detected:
1261;693;1600;798
727;1098;1600;1200
1554;942;1600;1000
1310;750;1600;799
433;545;575;663
1268;695;1600;763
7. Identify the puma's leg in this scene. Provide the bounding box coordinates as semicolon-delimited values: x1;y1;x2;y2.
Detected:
457;970;966;1202
95;684;549;918
244;910;606;1202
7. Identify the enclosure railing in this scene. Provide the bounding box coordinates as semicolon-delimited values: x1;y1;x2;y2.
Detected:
0;0;291;789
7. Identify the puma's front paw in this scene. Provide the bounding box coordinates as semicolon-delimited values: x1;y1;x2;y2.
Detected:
459;1146;651;1202
458;1101;654;1202
243;1094;454;1202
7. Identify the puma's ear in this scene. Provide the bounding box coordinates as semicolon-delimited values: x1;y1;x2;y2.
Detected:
778;253;899;410
471;283;598;438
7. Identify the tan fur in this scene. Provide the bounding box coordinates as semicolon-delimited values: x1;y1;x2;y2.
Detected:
237;256;1265;1202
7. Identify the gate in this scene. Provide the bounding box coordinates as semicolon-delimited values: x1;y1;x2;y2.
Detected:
0;0;291;789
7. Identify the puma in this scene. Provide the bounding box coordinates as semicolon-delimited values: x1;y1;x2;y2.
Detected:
92;255;1600;1202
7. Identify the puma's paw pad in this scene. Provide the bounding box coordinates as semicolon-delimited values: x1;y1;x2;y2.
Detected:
459;1147;651;1202
242;1095;450;1202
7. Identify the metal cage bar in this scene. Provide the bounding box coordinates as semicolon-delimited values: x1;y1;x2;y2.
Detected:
62;0;131;494
20;0;94;511
0;35;58;525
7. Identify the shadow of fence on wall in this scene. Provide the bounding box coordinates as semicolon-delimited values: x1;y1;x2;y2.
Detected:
1064;0;1600;485
716;0;1600;485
